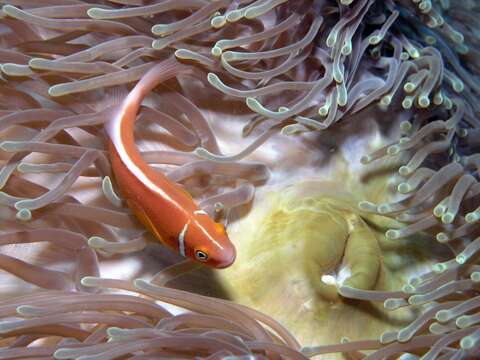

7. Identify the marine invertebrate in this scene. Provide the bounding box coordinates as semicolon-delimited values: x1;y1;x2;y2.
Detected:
0;276;306;359
219;178;409;350
0;0;478;359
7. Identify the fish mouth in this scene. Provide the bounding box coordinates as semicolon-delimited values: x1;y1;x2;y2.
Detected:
216;247;237;269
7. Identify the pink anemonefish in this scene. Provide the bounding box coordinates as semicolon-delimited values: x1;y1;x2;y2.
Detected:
105;58;236;269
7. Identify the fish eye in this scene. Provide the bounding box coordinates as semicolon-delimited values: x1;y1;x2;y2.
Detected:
195;250;209;262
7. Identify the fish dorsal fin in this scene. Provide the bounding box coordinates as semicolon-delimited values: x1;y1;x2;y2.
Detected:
127;199;164;243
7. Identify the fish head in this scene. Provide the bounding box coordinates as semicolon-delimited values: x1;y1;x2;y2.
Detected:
184;210;236;269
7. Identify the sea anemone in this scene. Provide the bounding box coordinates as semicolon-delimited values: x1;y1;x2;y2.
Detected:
0;0;479;358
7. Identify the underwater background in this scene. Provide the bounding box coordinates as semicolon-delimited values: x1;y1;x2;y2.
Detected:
0;0;479;358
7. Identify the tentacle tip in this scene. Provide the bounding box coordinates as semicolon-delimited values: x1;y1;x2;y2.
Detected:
380;95;392;107
1;5;17;16
433;262;447;273
359;155;371;164
193;147;213;160
206;72;220;86
433;204;446;218
318;105;329;117
16;208;32;222
433;92;443;105
133;278;153;292
80;276;101;287
280;125;298;136
0;140;17;152
441;212;454;224
53;348;74;359
460;336;475;350
471;272;480;282
333;70;344;84
402;284;415;293
401;97;413;109
456;316;469;329
435;310;450;322
396;331;411;343
358;200;377;212
102;176;122;207
28;57;47;69
400;52;410;61
436;232;449;243
407;295;421;305
417;95;430;108
383;298;395;309
383;298;404;310
175;49;192;61
211;46;222;57
245;96;260;110
16;163;29;173
225;9;242;23
151;39;166;50
428;322;443;334
408;276;421;286
341;43;352;55
398;166;411;176
88;236;108;248
369;35;381;45
151;24;168;36
48;84;65;97
106;326;124;337
387;145;400;156
211;15;226;29
455;255;466;264
453;83;464;93
16;305;38;315
86;7;105;19
419;2;432;12
397;183;411;194
379;331;397;344
385;229;399;240
465;213;478;223
403;82;416;93
377;204;391;214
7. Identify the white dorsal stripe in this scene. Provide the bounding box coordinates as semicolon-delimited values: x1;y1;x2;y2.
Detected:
106;102;173;202
178;221;190;257
194;210;208;215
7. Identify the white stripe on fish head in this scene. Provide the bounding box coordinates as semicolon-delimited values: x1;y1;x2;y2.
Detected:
178;220;190;257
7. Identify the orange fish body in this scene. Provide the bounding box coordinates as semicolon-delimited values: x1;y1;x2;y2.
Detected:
105;59;236;268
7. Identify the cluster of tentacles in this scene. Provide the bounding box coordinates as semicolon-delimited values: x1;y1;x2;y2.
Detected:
0;0;479;358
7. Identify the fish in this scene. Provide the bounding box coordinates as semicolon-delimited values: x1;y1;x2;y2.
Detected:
104;58;236;269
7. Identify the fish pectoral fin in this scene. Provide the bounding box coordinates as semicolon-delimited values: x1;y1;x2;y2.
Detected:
214;222;226;235
178;184;194;201
126;199;164;242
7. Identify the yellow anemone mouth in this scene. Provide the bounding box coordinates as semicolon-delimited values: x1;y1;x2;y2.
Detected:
219;179;438;352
